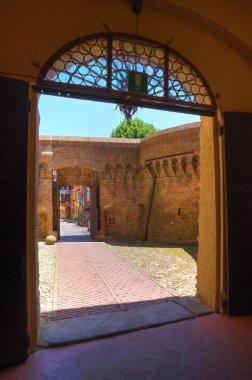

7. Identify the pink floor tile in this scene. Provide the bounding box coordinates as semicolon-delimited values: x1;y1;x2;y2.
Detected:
1;314;252;380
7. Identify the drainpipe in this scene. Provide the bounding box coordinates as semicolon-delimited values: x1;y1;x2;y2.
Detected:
144;165;156;241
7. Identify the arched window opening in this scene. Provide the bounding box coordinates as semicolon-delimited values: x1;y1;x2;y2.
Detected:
36;33;215;115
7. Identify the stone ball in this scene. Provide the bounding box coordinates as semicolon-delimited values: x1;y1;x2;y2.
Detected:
45;235;57;245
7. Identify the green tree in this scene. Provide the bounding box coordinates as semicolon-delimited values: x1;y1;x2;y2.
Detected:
111;118;159;138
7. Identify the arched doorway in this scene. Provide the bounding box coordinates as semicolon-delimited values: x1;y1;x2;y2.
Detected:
32;32;218;352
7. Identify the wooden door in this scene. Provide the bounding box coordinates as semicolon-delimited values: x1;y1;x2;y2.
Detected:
224;112;252;315
0;76;29;367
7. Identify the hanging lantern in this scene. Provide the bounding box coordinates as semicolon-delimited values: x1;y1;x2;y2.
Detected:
116;104;138;123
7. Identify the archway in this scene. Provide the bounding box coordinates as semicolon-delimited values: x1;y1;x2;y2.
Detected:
33;32;218;347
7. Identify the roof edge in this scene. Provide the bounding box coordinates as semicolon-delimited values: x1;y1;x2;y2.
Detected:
141;122;201;142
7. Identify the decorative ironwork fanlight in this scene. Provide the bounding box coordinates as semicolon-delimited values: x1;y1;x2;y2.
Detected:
35;33;216;116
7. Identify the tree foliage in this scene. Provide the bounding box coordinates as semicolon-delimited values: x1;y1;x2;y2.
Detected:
111;118;159;138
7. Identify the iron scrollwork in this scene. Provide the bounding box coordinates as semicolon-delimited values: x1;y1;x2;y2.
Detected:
37;33;216;115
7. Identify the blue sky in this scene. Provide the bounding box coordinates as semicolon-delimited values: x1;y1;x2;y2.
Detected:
38;95;200;137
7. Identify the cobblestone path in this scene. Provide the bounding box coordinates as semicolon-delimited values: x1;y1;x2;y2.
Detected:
107;242;197;297
38;241;56;323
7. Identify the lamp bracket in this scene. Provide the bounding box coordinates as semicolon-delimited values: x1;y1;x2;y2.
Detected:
131;0;142;14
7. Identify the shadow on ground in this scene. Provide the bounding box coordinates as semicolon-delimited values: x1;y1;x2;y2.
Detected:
59;219;93;242
59;235;94;242
38;296;212;347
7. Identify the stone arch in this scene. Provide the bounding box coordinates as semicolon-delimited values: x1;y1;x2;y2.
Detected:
36;33;216;115
50;158;103;172
57;166;97;187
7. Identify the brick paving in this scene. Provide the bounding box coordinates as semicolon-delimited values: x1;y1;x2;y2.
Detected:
39;220;207;323
52;221;174;320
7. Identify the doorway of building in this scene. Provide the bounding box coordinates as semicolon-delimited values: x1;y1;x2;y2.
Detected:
60;185;91;240
59;185;91;237
36;97;213;346
34;32;217;346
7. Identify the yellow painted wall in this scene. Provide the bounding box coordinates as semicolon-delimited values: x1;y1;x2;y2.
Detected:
0;1;251;342
0;0;251;111
197;116;220;309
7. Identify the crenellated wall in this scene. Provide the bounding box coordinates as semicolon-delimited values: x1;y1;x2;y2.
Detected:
140;123;200;242
146;157;199;243
38;123;200;242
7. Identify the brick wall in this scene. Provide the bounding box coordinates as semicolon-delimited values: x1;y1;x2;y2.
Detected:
147;175;199;242
39;136;140;171
140;123;200;242
38;162;53;237
100;178;152;240
38;123;200;242
140;123;200;165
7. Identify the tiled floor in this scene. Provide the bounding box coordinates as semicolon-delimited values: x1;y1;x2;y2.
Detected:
1;313;252;379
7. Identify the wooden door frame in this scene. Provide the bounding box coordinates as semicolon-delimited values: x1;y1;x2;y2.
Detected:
26;90;39;352
27;97;224;352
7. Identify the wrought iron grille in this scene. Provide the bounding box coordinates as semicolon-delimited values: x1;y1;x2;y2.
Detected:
45;37;108;89
168;52;212;106
37;33;215;115
111;37;164;97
